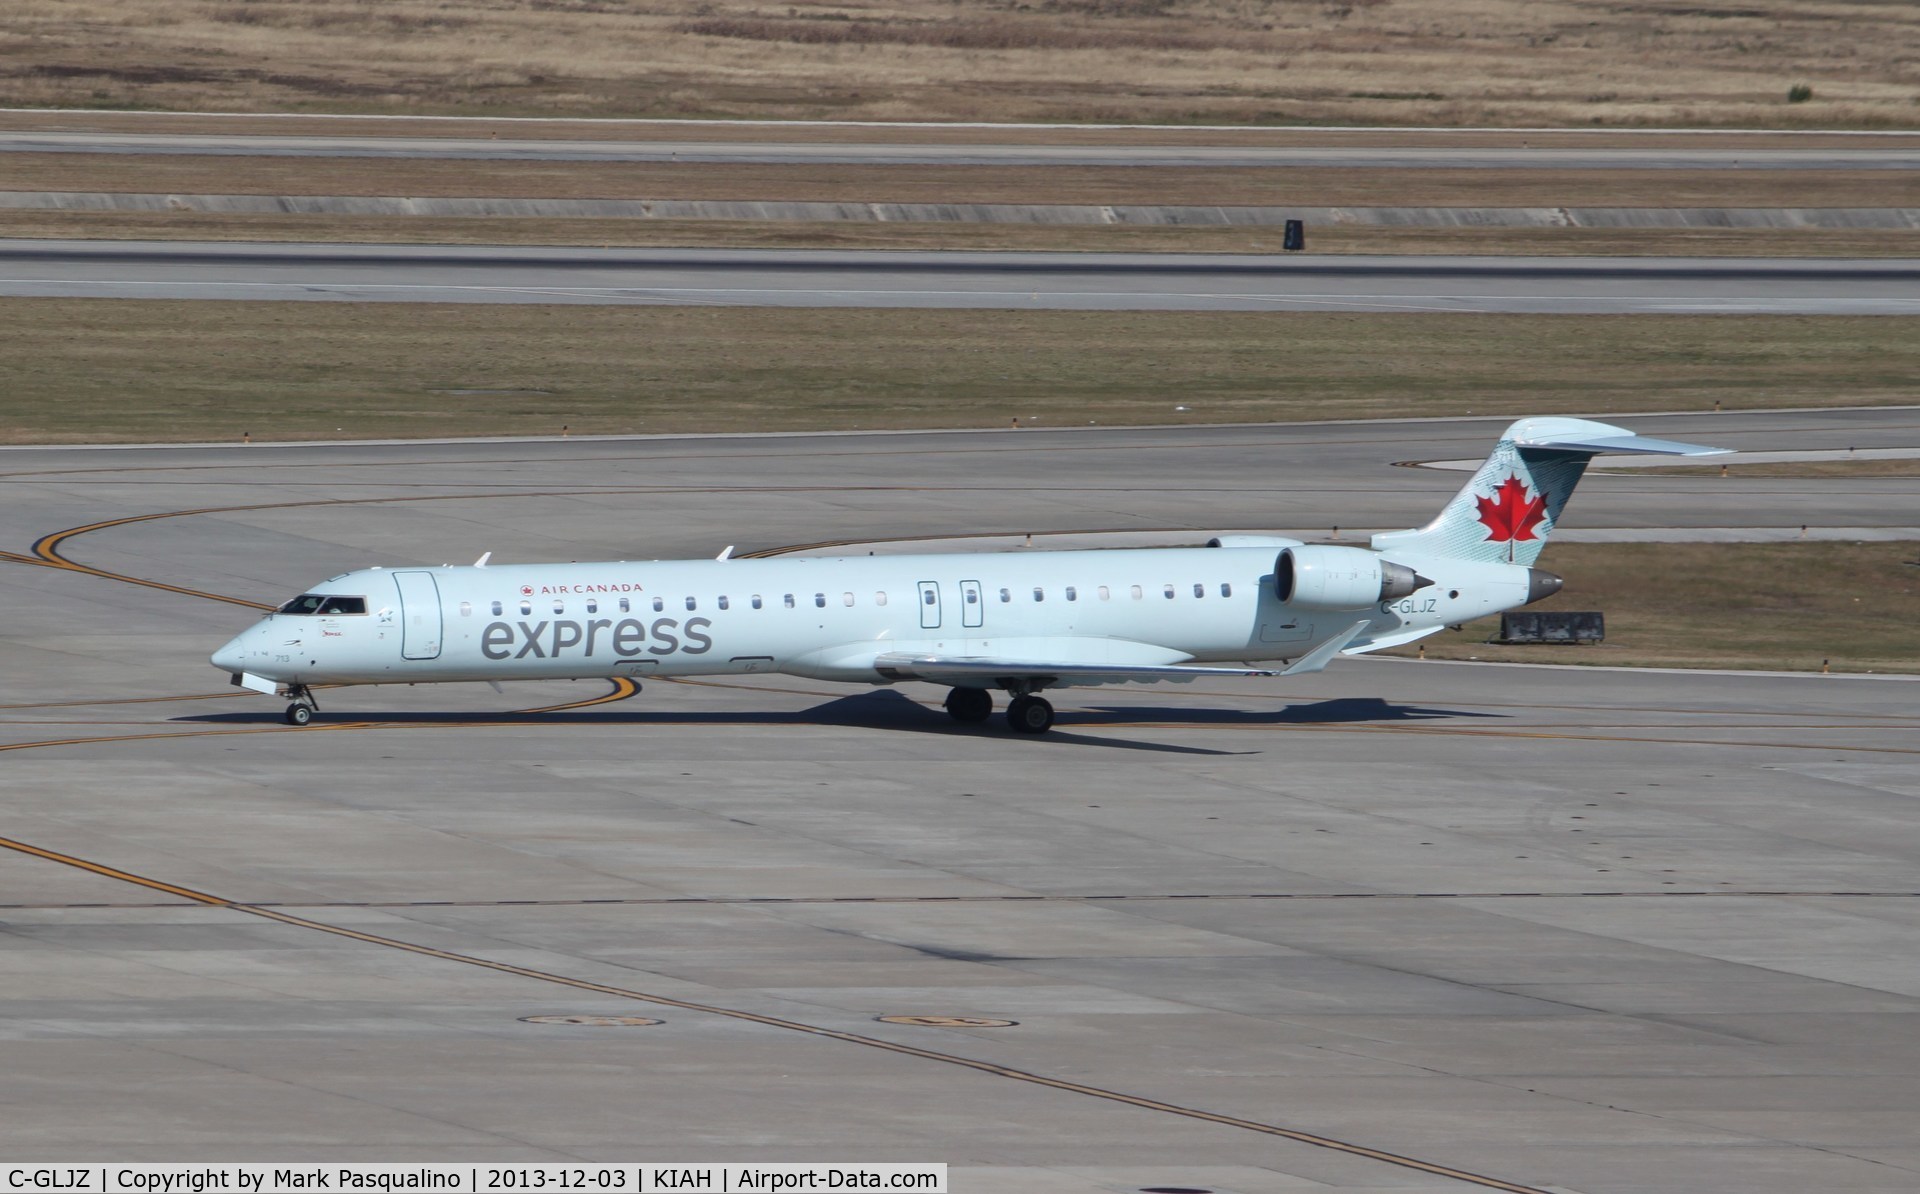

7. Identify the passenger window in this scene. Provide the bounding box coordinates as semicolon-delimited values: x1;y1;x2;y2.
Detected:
1130;585;1143;600
785;594;796;608
1098;585;1110;601
653;597;665;613
999;588;1011;603
1220;582;1232;597
491;601;503;616
1033;587;1044;602
964;589;976;604
459;601;472;617
520;601;532;616
1194;583;1205;598
843;592;855;607
923;590;936;605
686;596;697;611
751;595;763;610
618;597;630;613
1065;586;1077;602
876;592;888;606
553;599;565;615
815;593;826;608
586;598;598;614
1164;585;1176;599
718;595;729;611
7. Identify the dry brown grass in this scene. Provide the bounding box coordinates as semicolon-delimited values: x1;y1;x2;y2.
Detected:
2;209;1915;257
5;153;1916;209
1382;542;1920;673
0;303;1913;445
1;0;1915;127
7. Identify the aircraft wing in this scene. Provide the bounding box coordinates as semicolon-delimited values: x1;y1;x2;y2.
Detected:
872;652;1279;687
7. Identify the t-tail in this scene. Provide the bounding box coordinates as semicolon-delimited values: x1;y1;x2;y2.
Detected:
1372;416;1729;566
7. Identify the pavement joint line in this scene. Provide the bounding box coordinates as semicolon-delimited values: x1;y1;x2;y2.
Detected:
0;825;1557;1194
2;890;1912;911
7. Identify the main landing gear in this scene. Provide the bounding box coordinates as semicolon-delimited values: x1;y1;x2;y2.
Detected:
1005;694;1055;735
942;686;1056;734
283;684;318;727
943;687;993;724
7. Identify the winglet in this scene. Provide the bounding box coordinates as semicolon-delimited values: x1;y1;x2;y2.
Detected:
1280;620;1370;677
716;545;734;561
473;551;492;568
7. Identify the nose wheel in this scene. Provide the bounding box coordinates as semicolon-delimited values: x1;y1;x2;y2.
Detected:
1006;694;1055;735
282;684;318;726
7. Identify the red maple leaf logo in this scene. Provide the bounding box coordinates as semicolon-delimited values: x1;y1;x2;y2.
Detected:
1475;473;1549;545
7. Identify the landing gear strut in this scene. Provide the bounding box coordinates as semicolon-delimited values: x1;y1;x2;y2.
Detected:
283;684;318;727
1005;694;1055;735
944;687;993;724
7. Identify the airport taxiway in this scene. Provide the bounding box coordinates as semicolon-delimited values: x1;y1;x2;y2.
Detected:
6;130;1919;170
3;240;1916;313
3;411;1920;1191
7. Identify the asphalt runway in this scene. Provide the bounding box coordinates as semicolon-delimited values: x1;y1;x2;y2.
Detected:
3;410;1920;1191
6;240;1917;313
6;131;1919;170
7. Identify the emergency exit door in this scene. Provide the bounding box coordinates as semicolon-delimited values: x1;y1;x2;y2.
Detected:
959;580;984;628
917;581;941;630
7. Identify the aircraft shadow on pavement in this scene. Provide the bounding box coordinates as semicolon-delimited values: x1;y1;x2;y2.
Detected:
1074;696;1502;726
182;692;1490;753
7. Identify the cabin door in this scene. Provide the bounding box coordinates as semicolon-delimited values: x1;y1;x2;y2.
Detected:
393;571;443;660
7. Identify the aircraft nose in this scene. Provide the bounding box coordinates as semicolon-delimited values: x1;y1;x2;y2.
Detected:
210;634;248;673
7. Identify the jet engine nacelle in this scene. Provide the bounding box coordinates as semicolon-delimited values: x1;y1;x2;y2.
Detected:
1277;546;1430;611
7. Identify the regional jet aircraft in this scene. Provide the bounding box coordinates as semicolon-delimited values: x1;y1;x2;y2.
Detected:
211;417;1724;734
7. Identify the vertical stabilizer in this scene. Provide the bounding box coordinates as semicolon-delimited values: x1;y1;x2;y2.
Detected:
1372;417;1728;566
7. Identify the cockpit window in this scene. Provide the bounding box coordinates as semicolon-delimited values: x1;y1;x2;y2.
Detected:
278;594;366;616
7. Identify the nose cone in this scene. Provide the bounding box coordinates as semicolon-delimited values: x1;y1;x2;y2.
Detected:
211;634;248;674
1526;568;1564;605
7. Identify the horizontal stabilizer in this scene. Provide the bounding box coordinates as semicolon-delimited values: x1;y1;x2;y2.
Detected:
1515;429;1729;457
873;652;1277;687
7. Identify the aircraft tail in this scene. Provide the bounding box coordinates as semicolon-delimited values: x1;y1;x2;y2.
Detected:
1371;417;1727;566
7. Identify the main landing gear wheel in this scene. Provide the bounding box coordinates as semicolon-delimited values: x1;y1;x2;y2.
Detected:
1006;695;1055;735
944;687;993;724
284;702;313;727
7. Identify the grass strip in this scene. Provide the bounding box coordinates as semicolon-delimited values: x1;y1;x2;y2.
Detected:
1382;542;1920;674
2;304;1916;444
7;155;1916;209
2;213;1914;258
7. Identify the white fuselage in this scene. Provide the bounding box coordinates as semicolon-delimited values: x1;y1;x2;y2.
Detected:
212;545;1534;690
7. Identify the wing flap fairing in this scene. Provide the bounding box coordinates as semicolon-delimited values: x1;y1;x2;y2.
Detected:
872;652;1278;687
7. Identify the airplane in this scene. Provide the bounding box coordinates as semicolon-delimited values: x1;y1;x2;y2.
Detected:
211;416;1726;734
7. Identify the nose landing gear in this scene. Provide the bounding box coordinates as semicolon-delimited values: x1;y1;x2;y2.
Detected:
282;684;318;726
